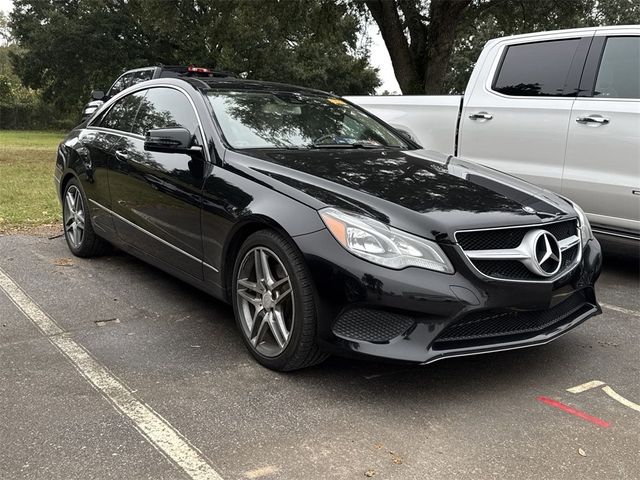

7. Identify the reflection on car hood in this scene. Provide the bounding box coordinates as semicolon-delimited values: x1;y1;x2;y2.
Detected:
227;148;576;242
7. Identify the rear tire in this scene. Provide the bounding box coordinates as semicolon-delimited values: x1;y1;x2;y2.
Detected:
62;178;110;257
231;229;328;371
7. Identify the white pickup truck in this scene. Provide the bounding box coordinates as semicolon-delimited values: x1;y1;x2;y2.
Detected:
347;26;640;244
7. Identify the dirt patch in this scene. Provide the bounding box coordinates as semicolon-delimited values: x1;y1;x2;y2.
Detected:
0;222;63;238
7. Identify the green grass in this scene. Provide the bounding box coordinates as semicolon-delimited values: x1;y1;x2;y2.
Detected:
0;130;65;232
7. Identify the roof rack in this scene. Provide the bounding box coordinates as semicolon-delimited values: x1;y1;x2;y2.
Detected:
158;65;236;78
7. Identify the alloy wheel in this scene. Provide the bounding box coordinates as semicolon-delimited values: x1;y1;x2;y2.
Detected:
236;247;295;357
64;185;85;249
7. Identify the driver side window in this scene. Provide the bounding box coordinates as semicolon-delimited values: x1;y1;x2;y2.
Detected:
98;91;146;133
131;87;200;138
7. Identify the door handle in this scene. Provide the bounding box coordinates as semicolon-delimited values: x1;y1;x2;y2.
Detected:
114;150;129;161
576;115;610;125
469;111;493;121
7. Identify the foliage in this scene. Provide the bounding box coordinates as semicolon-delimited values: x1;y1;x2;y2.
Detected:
8;0;380;117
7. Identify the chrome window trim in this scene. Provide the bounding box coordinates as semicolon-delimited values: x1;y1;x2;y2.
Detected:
89;199;219;273
454;218;582;284
86;83;213;165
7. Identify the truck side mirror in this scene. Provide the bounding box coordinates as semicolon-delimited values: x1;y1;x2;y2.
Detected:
91;90;105;101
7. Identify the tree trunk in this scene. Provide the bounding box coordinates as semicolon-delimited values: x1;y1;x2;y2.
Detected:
424;0;471;94
364;0;423;94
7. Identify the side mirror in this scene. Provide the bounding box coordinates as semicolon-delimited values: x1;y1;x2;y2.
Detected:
91;90;105;101
395;128;415;143
144;127;201;154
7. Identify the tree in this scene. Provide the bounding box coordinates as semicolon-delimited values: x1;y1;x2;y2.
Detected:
9;0;380;113
359;0;640;95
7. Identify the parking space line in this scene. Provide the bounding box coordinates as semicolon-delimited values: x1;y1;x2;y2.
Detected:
567;380;606;394
0;268;224;480
602;386;640;413
537;396;610;428
600;303;640;318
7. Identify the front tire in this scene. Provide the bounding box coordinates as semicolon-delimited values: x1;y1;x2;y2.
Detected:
231;229;327;371
62;178;110;257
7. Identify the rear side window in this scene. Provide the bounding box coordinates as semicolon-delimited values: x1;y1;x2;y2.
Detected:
132;87;199;136
98;91;145;132
493;39;580;97
594;36;640;99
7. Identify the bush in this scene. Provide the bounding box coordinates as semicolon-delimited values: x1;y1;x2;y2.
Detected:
0;102;76;130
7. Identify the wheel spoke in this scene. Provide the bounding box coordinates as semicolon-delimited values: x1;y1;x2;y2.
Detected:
254;249;264;285
238;278;261;294
65;190;75;213
76;209;85;225
73;224;81;246
65;216;75;228
271;276;289;290
238;288;261;306
259;249;275;288
250;311;269;346
275;287;291;305
270;309;289;348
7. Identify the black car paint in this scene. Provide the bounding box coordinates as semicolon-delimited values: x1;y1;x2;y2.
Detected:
55;77;602;364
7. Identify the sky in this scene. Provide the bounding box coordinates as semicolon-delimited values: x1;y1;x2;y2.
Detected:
0;0;401;93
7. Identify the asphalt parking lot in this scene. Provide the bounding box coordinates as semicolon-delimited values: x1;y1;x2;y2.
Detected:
0;234;638;480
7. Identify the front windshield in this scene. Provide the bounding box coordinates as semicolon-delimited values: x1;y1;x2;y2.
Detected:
207;90;408;150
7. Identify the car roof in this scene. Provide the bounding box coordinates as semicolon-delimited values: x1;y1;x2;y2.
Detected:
182;77;334;97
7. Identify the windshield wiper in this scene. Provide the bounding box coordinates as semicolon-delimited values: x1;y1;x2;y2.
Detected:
307;142;383;149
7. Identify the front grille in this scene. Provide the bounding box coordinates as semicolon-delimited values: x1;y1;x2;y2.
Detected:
332;308;415;343
433;291;592;348
457;220;576;251
456;220;580;281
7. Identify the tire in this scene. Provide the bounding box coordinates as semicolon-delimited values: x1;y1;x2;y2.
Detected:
231;229;328;371
62;177;110;257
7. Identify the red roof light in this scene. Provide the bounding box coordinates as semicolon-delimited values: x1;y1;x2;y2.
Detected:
187;66;212;74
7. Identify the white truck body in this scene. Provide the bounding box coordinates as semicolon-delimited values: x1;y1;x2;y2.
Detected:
347;25;640;243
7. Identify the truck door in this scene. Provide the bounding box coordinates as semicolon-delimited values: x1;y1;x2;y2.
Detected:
458;32;593;192
563;32;640;236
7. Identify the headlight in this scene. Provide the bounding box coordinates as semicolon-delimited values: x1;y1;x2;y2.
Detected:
319;208;454;273
571;201;593;246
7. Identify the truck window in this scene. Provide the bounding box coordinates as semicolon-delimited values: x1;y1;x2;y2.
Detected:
594;36;640;99
492;39;580;97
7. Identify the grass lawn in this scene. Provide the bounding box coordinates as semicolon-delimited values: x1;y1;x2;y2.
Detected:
0;130;65;233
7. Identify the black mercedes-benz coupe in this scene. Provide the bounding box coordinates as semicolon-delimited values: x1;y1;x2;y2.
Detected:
55;76;602;371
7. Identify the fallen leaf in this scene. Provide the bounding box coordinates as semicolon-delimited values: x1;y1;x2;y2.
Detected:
578;448;586;457
53;258;73;267
364;469;376;477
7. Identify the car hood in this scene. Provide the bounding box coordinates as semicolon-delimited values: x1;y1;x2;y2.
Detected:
225;148;576;242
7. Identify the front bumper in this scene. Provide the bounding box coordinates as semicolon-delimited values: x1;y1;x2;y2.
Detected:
293;229;602;364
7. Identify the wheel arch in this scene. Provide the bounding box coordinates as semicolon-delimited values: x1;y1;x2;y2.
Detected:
221;215;297;302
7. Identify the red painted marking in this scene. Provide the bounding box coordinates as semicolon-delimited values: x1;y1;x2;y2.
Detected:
537;396;610;428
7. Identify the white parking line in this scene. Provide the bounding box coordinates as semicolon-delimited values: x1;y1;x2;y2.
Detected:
567;380;606;394
602;386;640;413
601;303;640;318
0;268;224;480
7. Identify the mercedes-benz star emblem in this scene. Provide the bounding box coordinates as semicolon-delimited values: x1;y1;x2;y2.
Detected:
525;230;562;277
518;229;563;277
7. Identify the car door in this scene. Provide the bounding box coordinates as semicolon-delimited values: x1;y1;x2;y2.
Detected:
109;86;207;279
563;31;640;236
81;90;147;235
458;32;594;191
